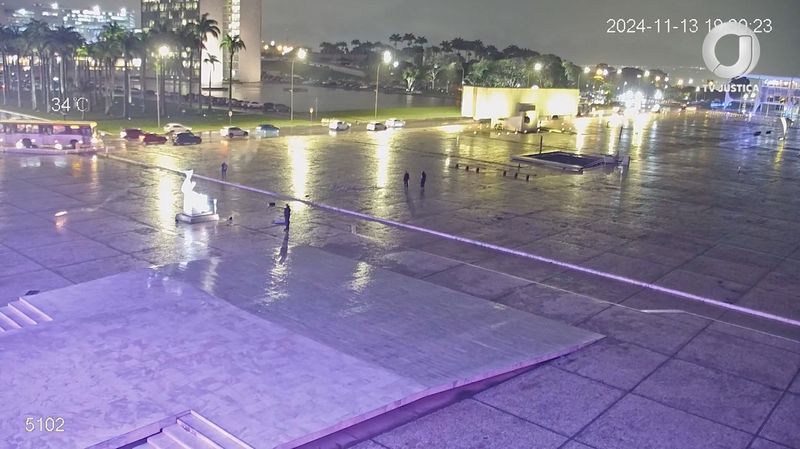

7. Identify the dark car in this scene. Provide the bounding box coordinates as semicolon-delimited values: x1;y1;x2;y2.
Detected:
120;128;144;140
141;133;168;145
256;124;280;137
173;132;202;146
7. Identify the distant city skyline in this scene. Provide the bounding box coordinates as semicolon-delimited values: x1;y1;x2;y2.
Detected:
8;0;799;77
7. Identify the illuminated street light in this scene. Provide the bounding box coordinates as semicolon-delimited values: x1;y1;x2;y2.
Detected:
375;51;393;118
617;68;622;75
290;48;307;121
534;62;543;71
579;66;591;93
688;78;694;85
156;45;171;128
655;76;661;82
644;70;650;78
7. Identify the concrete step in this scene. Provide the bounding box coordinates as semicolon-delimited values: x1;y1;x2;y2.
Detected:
0;312;18;331
10;299;53;323
1;305;36;327
163;424;219;449
177;414;251;449
131;443;159;449
147;432;184;449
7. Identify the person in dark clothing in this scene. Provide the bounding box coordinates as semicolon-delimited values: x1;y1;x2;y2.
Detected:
221;161;228;178
403;171;410;189
283;204;291;231
420;170;427;189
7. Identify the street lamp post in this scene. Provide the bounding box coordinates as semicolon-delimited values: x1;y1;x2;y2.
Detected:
533;62;543;87
374;50;393;119
156;45;170;129
579;66;590;94
290;48;307;121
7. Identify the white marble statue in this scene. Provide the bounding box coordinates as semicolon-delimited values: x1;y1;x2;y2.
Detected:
180;170;213;216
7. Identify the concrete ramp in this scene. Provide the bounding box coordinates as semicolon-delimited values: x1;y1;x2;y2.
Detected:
0;246;602;449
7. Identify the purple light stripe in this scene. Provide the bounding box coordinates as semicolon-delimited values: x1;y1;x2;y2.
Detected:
105;154;800;329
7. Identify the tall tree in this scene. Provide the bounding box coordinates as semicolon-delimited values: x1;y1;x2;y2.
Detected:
23;20;52;111
203;54;219;113
402;33;416;48
194;13;219;111
389;34;402;48
220;34;245;114
99;23;126;116
0;26;11;105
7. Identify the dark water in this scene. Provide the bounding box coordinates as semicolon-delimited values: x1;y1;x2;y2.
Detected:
211;83;457;112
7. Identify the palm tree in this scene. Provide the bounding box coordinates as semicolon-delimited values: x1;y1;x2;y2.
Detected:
220;34;245;113
50;25;84;103
402;33;416;48
414;36;428;47
99;23;125;115
203;54;219;113
439;40;453;54
194;13;219;111
24;20;52;111
0;25;11;105
450;38;466;57
389;34;402;49
10;28;25;108
132;30;150;113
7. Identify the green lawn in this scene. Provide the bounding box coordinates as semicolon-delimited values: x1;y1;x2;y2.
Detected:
1;104;462;133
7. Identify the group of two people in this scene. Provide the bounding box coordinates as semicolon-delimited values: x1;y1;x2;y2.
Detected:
403;170;427;189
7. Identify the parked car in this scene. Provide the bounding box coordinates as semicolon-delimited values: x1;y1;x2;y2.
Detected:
141;133;168;145
366;121;387;131
163;123;191;134
385;118;406;128
120;128;144;140
256;124;280;137
220;126;249;138
173;132;202;146
328;120;350;131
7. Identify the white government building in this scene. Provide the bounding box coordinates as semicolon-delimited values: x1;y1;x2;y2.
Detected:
141;0;261;86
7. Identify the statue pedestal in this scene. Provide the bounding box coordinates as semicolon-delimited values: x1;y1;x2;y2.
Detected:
176;212;219;224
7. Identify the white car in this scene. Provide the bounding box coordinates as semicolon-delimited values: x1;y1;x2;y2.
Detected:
385;118;406;128
366;121;387;131
163;123;191;134
220;126;249;138
328;120;350;131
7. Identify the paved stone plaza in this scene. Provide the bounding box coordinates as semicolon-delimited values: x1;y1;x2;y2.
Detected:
1;111;799;448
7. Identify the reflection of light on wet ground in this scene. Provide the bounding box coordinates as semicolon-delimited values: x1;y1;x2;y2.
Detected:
287;136;309;210
574;117;591;153
439;124;466;134
341;261;375;315
367;130;394;188
774;140;784;166
157;173;180;226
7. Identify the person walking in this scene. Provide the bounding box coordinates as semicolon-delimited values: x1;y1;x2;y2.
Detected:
403;171;410;189
221;161;228;178
420;170;427;189
283;204;291;232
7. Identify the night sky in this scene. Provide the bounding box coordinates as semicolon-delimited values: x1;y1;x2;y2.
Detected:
56;0;800;76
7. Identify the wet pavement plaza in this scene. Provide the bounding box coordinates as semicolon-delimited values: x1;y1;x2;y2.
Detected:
1;111;800;448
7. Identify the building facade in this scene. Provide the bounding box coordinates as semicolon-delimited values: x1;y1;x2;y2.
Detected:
748;75;799;120
0;3;135;40
141;0;261;86
62;6;136;41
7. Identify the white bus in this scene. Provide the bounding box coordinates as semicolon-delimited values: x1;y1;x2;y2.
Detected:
0;120;97;150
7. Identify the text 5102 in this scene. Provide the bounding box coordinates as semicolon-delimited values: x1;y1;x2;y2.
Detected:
25;416;65;432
